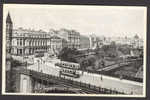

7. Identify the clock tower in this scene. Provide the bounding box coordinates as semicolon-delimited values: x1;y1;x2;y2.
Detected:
6;12;13;53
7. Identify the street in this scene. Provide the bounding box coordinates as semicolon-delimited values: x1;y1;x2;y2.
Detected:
27;57;143;95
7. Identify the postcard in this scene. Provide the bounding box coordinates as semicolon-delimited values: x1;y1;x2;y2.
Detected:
2;4;147;97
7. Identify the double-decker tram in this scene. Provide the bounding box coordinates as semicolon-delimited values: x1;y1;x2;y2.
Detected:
56;61;81;78
55;61;80;69
60;68;80;78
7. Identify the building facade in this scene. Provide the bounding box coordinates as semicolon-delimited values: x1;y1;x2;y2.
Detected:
89;34;103;49
11;28;69;56
58;29;80;49
6;13;70;56
80;35;90;49
49;35;67;55
11;28;50;55
89;33;143;49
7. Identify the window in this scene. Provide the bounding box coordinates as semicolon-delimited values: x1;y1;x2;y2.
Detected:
20;39;22;46
23;40;25;46
20;49;22;55
17;39;19;46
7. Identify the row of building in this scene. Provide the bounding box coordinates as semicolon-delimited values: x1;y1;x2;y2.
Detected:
89;33;143;49
6;12;143;56
6;13;80;56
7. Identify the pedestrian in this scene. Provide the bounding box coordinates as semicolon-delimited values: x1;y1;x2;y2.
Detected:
82;70;84;75
101;76;103;81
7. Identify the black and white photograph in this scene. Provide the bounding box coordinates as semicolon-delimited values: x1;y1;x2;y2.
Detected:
2;4;147;97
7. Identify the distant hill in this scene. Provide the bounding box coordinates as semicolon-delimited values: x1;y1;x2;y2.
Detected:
80;35;90;49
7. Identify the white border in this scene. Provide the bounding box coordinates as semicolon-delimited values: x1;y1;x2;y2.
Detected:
2;4;147;97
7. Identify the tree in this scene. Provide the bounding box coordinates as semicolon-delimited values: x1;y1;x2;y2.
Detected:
79;59;88;71
11;59;22;68
118;44;131;55
58;47;82;63
101;41;118;58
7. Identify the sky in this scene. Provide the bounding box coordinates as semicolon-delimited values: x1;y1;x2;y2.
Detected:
3;4;147;38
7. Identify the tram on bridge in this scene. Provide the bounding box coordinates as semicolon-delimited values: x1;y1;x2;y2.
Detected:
55;61;80;69
60;68;80;78
55;61;81;78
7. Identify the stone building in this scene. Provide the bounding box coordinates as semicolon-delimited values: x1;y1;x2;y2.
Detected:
80;35;90;49
6;13;68;56
49;35;67;55
10;28;69;56
11;28;50;55
89;34;103;49
58;28;80;49
131;34;143;49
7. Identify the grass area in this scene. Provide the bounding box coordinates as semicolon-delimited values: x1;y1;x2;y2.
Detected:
115;65;141;76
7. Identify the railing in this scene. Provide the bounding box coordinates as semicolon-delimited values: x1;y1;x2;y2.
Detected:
84;70;143;83
19;68;127;94
95;59;143;82
97;58;142;72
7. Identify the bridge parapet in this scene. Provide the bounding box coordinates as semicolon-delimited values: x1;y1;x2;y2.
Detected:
19;68;127;94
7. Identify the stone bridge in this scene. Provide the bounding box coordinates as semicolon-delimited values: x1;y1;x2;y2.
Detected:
19;68;125;94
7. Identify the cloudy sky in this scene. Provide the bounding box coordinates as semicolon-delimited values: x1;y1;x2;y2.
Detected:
3;4;146;38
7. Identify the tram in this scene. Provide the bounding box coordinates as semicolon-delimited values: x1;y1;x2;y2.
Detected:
55;61;80;70
60;68;80;78
56;61;81;78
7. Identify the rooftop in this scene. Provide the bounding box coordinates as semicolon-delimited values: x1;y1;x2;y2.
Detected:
13;27;48;35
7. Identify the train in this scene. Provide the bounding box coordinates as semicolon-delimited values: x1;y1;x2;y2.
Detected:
55;61;81;78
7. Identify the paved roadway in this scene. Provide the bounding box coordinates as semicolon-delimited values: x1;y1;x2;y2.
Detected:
27;57;143;95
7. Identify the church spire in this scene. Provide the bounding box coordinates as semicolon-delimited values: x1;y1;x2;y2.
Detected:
6;12;12;24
